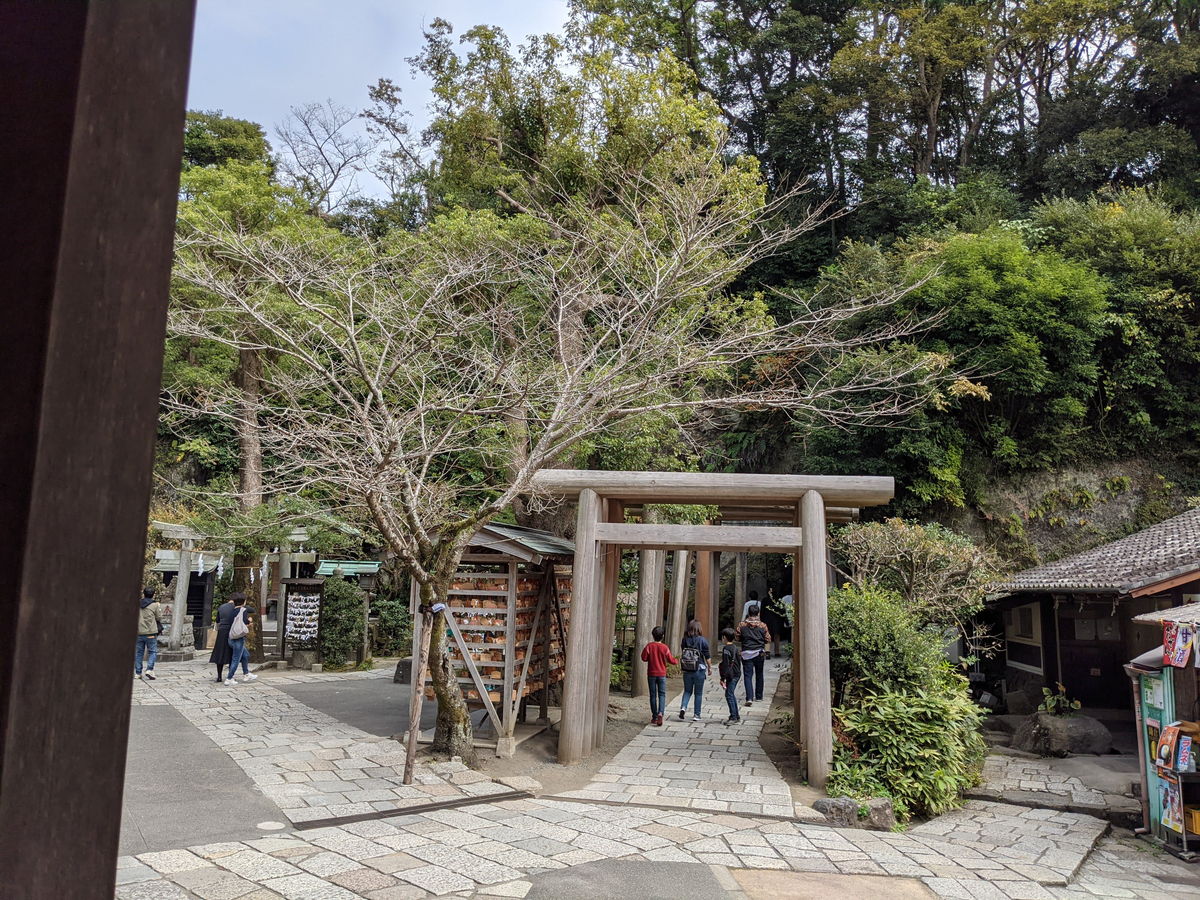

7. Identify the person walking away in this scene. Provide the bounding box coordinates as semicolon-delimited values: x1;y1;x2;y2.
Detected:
224;593;258;685
766;592;792;658
641;625;677;726
209;594;236;683
135;588;163;680
678;619;711;721
736;604;771;707
718;627;741;725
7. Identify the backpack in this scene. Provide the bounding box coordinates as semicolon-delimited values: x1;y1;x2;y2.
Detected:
680;641;703;672
229;607;248;639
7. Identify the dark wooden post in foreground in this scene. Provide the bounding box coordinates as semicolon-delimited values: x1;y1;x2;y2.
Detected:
0;2;196;896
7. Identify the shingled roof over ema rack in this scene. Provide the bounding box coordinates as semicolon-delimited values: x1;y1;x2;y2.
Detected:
994;505;1200;596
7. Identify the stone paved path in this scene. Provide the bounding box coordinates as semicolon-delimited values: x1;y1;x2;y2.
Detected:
975;756;1108;807
556;660;819;820
117;794;1179;899
968;754;1143;826
119;662;1194;900
131;661;510;825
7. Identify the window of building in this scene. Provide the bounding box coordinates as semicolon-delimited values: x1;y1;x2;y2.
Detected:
1004;601;1043;674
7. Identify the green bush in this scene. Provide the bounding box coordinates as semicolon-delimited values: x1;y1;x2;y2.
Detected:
373;594;412;656
827;584;946;701
826;582;986;821
320;577;366;667
829;680;987;821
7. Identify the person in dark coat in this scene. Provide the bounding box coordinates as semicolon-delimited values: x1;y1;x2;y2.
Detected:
760;591;789;658
209;593;238;682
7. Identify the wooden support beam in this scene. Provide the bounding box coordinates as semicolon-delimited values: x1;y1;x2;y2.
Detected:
800;490;832;789
665;550;690;651
593;500;623;750
594;522;804;552
531;469;894;507
791;504;805;755
632;546;666;697
0;1;196;891
708;552;722;634
715;506;858;524
694;551;715;639
558;488;602;764
734;553;748;620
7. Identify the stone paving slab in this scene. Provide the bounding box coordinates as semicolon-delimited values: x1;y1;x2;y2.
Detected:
130;660;509;826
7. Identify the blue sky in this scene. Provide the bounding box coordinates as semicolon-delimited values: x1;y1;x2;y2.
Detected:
188;0;569;141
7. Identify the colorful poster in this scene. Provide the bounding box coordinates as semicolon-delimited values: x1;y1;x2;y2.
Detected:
1147;718;1161;761
1179;735;1193;772
1158;725;1181;769
1165;621;1195;667
1161;772;1184;833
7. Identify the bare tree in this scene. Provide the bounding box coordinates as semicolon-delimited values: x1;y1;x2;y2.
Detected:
276;100;375;215
170;135;949;759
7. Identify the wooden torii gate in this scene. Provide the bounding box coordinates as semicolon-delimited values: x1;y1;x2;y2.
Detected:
531;470;894;789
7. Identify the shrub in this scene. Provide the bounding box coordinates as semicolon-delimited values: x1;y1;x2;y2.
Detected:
827;584;946;701
320;577;366;667
829;679;987;821
373;594;412;656
825;582;986;821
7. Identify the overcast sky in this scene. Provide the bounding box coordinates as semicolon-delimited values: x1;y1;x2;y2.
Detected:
188;0;569;144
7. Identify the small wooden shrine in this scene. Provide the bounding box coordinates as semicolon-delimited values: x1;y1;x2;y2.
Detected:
412;523;573;756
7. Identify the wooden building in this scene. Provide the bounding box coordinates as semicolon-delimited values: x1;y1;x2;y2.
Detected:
991;507;1200;711
412;523;574;758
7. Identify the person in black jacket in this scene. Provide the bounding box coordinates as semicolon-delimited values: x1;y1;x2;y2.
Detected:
718;627;741;725
735;605;771;707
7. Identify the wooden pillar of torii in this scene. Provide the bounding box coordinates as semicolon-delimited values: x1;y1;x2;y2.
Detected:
544;470;889;790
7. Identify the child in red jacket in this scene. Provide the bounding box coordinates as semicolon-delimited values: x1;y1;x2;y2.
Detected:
641;626;678;725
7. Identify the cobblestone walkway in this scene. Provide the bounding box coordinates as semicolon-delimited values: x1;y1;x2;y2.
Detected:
556;660;819;820
967;754;1144;826
119;663;1194;900
116;794;1180;899
131;661;510;825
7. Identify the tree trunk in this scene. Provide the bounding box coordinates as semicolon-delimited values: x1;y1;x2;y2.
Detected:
235;347;266;661
423;579;477;764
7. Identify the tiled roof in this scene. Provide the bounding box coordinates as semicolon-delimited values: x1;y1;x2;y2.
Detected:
995;506;1200;595
472;522;575;561
1132;602;1200;625
315;560;382;576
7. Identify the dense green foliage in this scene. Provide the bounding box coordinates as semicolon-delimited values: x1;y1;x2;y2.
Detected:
826;584;986;820
826;584;946;700
319;578;366;668
830;682;987;821
372;594;413;657
558;0;1200;533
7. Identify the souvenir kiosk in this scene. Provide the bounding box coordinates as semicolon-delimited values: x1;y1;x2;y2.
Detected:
1129;603;1200;859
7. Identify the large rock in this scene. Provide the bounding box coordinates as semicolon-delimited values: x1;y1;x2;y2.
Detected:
813;797;860;827
864;797;896;831
1011;712;1113;756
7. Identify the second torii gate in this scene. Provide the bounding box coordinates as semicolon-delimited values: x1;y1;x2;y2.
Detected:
531;470;894;789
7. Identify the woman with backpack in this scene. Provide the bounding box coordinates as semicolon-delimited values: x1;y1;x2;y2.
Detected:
677;619;711;722
208;592;258;685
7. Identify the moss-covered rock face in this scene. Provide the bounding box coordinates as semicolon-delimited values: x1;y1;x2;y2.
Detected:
942;458;1198;568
